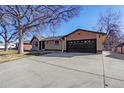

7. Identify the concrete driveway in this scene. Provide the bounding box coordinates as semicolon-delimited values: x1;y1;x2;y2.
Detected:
0;52;124;88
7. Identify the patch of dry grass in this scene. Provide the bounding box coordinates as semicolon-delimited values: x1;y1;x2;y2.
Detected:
0;50;29;63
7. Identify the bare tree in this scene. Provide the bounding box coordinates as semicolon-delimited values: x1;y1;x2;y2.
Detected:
0;17;17;51
0;5;79;53
95;9;123;50
120;34;124;42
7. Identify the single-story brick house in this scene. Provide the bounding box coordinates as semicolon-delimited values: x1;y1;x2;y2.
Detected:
31;29;106;53
115;43;124;54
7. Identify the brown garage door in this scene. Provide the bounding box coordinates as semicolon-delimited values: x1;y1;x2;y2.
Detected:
67;39;96;53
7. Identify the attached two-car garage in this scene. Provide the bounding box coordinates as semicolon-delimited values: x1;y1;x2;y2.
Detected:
66;39;96;53
63;29;106;54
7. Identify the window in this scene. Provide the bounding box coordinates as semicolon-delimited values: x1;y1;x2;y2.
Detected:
88;40;91;43
35;42;38;47
84;40;87;43
55;40;59;45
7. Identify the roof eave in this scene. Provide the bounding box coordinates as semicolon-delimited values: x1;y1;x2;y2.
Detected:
63;29;106;38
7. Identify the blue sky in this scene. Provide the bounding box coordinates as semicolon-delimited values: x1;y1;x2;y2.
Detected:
42;5;124;37
0;5;124;42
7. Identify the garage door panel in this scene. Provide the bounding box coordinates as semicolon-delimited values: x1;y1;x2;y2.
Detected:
67;39;96;53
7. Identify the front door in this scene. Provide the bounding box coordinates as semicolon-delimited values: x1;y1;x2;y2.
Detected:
42;41;45;49
39;41;41;50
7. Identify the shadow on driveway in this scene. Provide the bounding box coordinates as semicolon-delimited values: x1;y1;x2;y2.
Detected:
26;50;100;58
106;51;124;60
42;52;99;58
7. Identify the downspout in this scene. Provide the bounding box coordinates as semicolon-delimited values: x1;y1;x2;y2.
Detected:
121;46;123;54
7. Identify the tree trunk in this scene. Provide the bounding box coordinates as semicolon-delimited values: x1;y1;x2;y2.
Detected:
18;30;24;54
4;42;8;51
4;26;8;51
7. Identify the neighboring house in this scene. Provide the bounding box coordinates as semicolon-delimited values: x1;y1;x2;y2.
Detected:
31;29;106;53
104;32;120;51
23;41;32;51
30;35;44;51
0;43;16;50
115;43;124;54
0;43;4;50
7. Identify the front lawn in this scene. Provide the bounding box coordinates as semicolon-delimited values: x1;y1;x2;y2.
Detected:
0;50;29;63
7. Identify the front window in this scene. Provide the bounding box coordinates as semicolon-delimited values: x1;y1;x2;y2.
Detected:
35;42;38;47
55;40;59;45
